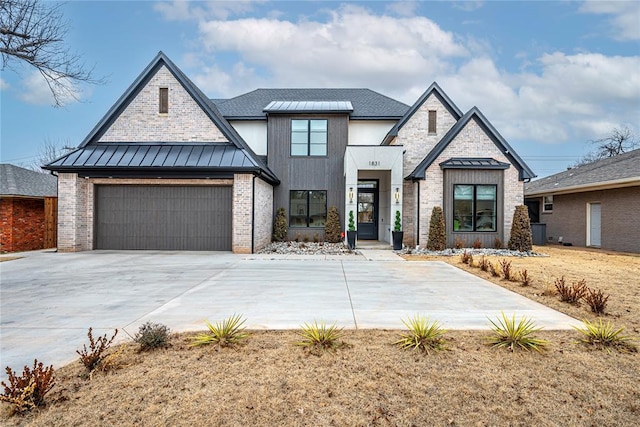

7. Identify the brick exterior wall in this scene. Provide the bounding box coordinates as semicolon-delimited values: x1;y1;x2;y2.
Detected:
391;93;459;246
538;186;640;253
99;65;229;143
253;177;274;251
0;198;46;252
233;174;253;253
395;110;523;247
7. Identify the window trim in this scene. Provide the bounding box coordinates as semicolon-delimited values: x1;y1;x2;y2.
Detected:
159;87;169;114
428;110;437;134
542;195;553;213
290;119;328;157
453;184;497;232
289;190;327;228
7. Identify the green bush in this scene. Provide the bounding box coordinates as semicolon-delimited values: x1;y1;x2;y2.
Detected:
426;206;446;251
486;312;548;352
574;319;636;353
295;321;345;353
348;210;355;232
394;315;447;354
1;360;55;414
134;321;171;351
324;206;342;243
508;205;533;252
273;207;288;242
394;210;402;232
190;314;249;350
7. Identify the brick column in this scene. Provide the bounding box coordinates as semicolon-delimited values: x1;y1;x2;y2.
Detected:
232;174;253;253
57;173;92;252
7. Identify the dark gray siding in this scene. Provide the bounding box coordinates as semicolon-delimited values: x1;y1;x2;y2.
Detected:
443;169;503;248
95;185;232;250
267;114;347;240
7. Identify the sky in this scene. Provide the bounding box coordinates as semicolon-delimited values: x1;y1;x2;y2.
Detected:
1;0;639;178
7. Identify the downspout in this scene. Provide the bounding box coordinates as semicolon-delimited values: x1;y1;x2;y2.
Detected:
416;179;420;246
251;175;256;254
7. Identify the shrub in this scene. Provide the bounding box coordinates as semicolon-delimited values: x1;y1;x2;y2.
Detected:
1;360;55;414
507;205;533;252
583;287;610;314
489;262;500;277
273;207;288;242
574;319;636;353
499;259;514;281
348;210;355;231
394;210;402;232
479;256;490;272
555;277;587;305
493;237;503;249
460;250;473;265
295;321;345;353
454;237;465;249
473;238;482;249
324;206;341;243
486;312;548;352
394;315;447;354
190;314;249;349
519;269;532;286
134;321;171;351
77;327;118;372
426;206;446;251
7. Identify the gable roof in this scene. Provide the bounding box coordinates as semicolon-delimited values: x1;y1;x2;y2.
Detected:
0;164;57;197
213;88;408;120
382;82;464;145
525;148;640;196
44;52;278;184
407;107;536;181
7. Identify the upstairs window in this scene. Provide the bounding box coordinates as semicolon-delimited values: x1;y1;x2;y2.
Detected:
291;119;327;156
543;195;553;213
453;184;497;232
428;110;437;134
159;87;169;114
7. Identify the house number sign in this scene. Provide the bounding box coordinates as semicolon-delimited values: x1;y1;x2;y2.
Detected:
369;161;380;166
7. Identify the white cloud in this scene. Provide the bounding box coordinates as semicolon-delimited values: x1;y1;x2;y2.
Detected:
385;0;419;17
579;0;640;40
451;1;485;12
0;78;9;90
19;71;83;106
154;0;262;21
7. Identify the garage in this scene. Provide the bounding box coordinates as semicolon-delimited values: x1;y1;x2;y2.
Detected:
94;185;232;250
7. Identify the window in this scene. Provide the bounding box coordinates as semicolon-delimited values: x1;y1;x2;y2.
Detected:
291;119;327;156
428;110;437;134
159;87;169;114
289;190;327;227
453;184;497;232
543;195;553;213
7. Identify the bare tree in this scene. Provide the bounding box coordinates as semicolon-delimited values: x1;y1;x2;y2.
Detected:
1;0;103;106
574;126;638;166
23;137;74;172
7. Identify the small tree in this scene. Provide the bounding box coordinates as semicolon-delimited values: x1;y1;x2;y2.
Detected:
394;210;402;232
324;206;341;243
273;208;287;242
348;210;355;232
508;205;533;252
427;206;446;250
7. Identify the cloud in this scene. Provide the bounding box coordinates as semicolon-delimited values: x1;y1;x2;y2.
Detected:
154;0;262;21
19;71;83;106
385;0;419;17
451;1;485;12
0;78;9;90
579;0;640;40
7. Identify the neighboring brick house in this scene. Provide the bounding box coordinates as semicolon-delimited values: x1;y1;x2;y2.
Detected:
525;149;640;253
0;164;58;252
45;52;535;253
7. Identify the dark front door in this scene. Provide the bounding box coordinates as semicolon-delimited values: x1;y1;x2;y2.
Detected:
357;180;378;240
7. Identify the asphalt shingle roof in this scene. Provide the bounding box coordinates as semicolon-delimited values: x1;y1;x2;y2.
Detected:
524;148;640;195
213;88;409;119
0;164;57;197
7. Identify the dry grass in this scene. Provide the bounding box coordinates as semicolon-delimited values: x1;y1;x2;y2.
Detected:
2;245;639;426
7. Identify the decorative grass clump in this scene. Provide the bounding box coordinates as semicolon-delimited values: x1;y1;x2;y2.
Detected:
190;314;249;349
134;321;171;351
486;312;548;352
573;318;636;353
394;315;447;354
295;320;345;352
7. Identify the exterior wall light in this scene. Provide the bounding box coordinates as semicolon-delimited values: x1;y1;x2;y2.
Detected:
395;187;400;204
349;187;354;204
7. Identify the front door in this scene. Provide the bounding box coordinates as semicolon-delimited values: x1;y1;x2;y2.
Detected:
357;180;378;240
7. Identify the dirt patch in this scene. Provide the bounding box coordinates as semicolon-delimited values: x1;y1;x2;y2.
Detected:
0;256;22;263
2;246;639;426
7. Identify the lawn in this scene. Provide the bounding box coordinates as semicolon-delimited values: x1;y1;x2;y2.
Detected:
2;246;639;426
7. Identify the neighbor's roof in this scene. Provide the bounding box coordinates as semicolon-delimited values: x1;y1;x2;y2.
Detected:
525;148;640;196
0;164;57;197
213;88;409;120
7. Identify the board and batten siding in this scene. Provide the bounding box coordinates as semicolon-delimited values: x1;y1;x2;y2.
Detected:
267;114;348;240
443;169;504;248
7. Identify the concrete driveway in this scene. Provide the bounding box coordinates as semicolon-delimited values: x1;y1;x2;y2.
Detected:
0;250;578;374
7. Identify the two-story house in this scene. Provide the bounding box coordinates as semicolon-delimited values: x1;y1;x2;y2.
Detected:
45;52;535;253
